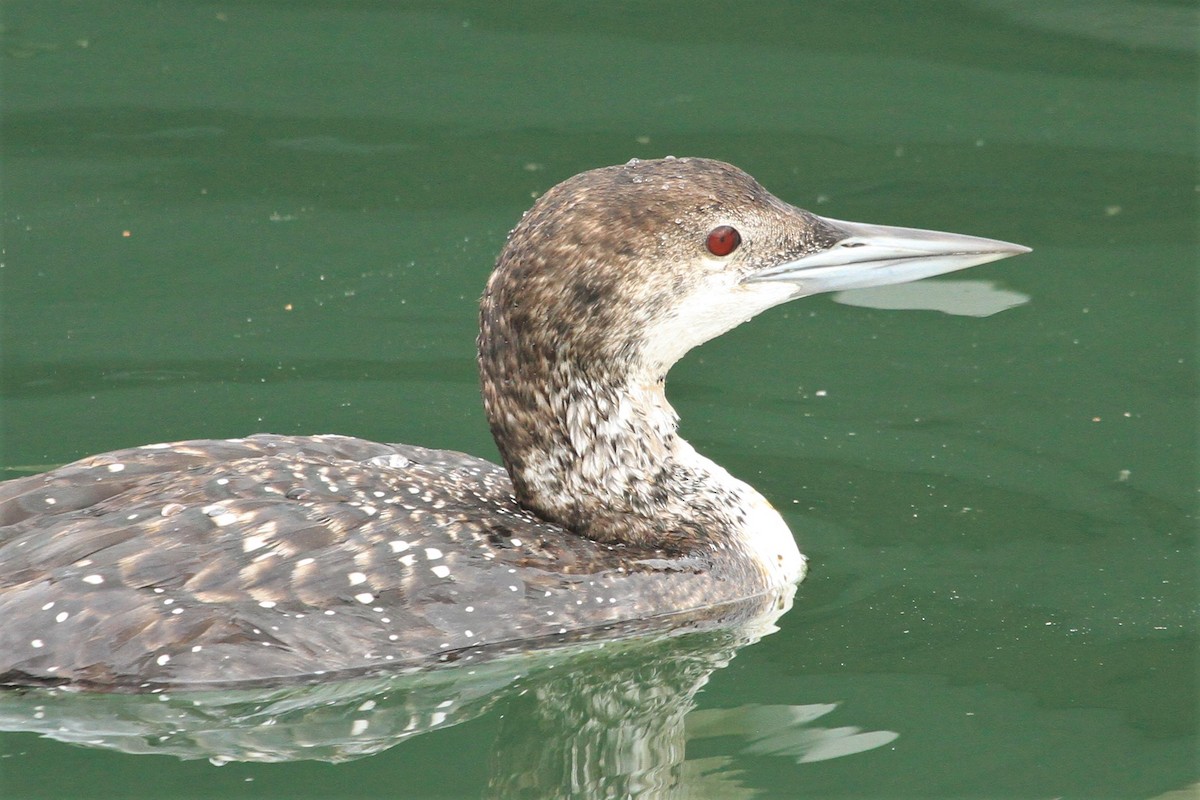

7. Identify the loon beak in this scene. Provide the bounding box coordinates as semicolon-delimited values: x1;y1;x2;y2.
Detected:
748;216;1031;295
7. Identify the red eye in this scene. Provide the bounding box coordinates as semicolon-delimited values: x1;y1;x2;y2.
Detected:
705;225;741;256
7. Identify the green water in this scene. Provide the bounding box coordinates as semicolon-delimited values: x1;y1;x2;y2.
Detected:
1;1;1195;797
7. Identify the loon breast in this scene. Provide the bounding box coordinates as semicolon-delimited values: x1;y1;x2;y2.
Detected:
0;157;1029;688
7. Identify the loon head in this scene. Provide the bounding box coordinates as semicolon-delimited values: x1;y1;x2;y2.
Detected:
482;157;1028;375
478;156;1028;551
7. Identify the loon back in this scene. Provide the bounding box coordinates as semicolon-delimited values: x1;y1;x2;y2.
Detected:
0;157;1029;688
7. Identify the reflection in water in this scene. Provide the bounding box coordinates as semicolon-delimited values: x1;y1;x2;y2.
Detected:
688;704;898;765
832;279;1029;317
0;586;896;794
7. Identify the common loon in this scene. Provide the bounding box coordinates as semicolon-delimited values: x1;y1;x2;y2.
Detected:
0;157;1029;688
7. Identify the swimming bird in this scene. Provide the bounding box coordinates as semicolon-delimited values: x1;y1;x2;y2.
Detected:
0;157;1029;688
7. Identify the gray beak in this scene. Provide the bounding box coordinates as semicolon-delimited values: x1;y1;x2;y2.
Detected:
748;216;1031;295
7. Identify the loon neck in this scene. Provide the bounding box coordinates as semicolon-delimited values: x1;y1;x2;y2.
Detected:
478;330;753;553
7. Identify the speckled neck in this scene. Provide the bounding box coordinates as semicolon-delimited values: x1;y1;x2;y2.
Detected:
477;361;749;555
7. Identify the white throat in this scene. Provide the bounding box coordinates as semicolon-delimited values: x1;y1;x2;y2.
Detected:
670;437;806;588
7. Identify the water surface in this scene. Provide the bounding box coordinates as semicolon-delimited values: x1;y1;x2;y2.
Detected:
1;2;1195;797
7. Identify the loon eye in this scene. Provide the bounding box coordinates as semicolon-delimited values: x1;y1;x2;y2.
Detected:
705;225;741;257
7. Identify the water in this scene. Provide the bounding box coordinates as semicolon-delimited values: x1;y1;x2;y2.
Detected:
1;2;1195;797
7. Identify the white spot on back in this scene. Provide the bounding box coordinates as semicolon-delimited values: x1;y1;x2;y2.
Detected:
348;572;367;585
82;574;104;585
430;565;451;579
366;453;410;469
